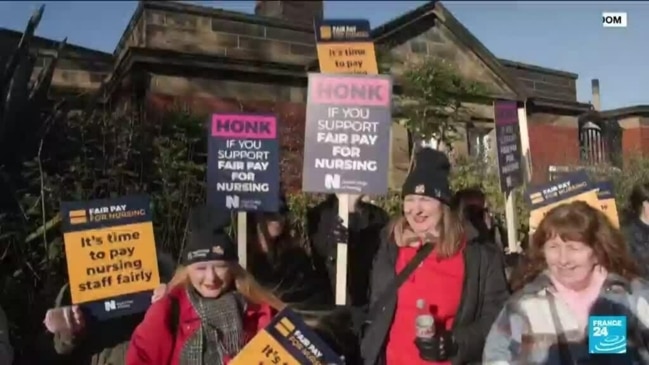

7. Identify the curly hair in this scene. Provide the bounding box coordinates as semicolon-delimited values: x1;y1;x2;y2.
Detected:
510;200;641;291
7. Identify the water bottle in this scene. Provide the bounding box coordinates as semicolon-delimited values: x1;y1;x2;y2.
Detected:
415;298;435;339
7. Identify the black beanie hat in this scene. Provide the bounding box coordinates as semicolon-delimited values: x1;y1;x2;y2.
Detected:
182;204;238;265
401;148;452;203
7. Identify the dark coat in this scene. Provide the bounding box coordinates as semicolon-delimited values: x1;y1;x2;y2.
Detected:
0;305;12;365
248;244;331;307
625;218;649;278
360;229;510;365
307;196;389;307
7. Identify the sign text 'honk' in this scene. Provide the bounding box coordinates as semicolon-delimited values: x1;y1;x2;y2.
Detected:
211;115;277;139
309;73;391;107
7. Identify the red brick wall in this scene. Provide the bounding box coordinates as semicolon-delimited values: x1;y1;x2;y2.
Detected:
528;124;580;183
147;93;307;192
622;127;649;160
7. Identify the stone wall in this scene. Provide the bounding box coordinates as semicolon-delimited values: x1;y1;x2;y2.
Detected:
6;29;113;94
384;23;512;187
113;11;147;64
143;8;316;65
389;24;512;97
500;60;577;101
32;54;111;93
149;74;305;103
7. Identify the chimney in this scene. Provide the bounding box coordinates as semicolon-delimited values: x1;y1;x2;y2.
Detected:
591;78;601;111
255;1;323;26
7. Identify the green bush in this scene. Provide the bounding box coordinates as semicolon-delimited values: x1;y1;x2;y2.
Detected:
587;155;649;223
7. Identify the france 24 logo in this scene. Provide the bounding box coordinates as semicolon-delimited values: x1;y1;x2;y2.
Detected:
588;316;627;354
602;12;628;28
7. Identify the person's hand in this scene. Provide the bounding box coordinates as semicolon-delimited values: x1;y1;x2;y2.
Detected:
332;217;348;245
44;306;85;334
415;330;458;361
70;306;85;332
151;284;168;303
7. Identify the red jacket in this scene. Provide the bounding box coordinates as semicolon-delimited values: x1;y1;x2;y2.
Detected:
126;286;273;365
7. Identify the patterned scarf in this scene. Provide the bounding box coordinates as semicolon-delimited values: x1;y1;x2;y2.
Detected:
179;288;246;365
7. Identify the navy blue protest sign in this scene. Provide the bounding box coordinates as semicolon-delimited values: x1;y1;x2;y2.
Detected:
494;100;523;193
526;171;599;231
231;307;343;364
207;113;280;212
60;195;160;320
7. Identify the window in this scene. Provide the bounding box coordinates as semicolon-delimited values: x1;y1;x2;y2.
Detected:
467;126;492;161
34;56;53;68
410;41;427;54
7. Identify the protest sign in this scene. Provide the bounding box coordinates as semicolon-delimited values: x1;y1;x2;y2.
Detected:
494;100;524;193
61;195;160;320
527;171;599;231
207;113;280;212
314;19;377;75
302;73;392;194
231;307;343;365
596;181;620;227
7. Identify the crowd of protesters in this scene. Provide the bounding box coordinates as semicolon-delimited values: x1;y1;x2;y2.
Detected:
4;147;649;364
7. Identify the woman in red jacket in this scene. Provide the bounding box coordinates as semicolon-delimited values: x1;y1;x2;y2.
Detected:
126;205;284;365
361;148;510;365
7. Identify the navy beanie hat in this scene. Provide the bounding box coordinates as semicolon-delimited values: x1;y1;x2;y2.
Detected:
182;204;238;265
401;148;452;204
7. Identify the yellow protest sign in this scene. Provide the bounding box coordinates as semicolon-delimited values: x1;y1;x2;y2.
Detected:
527;172;600;231
314;19;378;75
61;195;160;319
231;308;343;365
596;181;620;228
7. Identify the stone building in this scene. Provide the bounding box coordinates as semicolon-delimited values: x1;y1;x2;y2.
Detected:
1;0;642;188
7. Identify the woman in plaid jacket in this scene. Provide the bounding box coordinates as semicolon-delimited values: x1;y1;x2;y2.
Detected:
483;201;649;364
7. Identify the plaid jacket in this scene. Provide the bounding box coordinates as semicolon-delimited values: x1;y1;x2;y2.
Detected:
483;272;649;364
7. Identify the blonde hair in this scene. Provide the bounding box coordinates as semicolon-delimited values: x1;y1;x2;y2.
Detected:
391;203;465;258
167;263;286;311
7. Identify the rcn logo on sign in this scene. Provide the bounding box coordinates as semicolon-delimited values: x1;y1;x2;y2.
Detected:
104;300;117;312
225;195;240;209
324;174;341;189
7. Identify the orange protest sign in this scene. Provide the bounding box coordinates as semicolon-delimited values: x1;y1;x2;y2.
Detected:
231;308;343;365
595;181;620;228
314;19;378;75
61;196;160;307
527;172;600;232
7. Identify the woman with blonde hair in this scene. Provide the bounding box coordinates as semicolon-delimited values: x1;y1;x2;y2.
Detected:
126;205;284;365
483;201;649;364
361;148;510;365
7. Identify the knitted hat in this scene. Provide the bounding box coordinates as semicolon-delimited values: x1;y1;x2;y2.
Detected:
401;148;452;204
182;204;238;265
